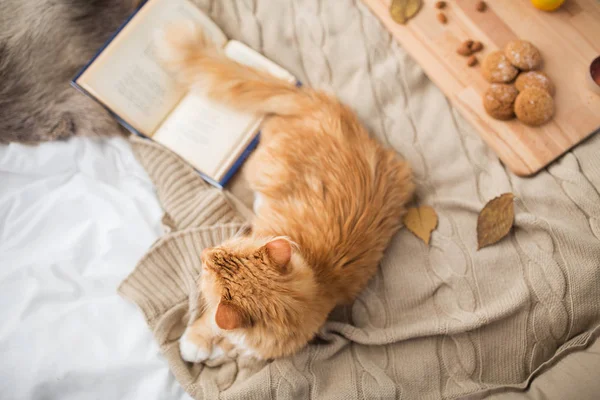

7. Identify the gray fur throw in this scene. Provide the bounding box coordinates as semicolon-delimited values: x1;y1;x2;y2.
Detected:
0;0;141;144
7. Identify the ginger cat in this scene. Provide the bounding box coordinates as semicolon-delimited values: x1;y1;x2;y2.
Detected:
155;21;414;362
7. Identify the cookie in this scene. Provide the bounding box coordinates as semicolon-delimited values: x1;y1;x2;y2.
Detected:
504;40;542;71
483;84;519;120
482;51;519;83
514;87;554;126
515;71;555;96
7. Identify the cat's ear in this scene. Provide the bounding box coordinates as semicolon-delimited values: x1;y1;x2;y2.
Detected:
215;301;249;330
265;238;292;269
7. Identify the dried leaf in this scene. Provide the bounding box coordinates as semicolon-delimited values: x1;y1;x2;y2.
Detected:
390;0;423;24
403;206;438;245
477;193;515;250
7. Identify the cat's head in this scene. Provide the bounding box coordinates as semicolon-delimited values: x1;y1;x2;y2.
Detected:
200;236;324;359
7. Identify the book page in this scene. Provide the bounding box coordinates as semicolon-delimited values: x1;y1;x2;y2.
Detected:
152;92;259;179
154;41;296;182
75;0;227;135
224;41;296;84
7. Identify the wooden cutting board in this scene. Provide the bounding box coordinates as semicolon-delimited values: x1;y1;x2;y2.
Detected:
361;0;600;176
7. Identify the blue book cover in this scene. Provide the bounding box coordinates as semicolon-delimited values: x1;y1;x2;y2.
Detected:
71;0;298;189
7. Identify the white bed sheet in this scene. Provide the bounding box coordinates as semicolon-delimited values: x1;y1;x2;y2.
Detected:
0;137;191;400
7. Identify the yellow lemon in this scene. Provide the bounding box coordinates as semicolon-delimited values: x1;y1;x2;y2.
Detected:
530;0;565;11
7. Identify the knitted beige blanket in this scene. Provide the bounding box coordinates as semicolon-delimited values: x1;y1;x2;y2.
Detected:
120;135;600;399
118;1;600;399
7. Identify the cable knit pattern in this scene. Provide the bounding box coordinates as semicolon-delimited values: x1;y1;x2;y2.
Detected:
514;211;570;372
118;1;600;399
549;154;600;241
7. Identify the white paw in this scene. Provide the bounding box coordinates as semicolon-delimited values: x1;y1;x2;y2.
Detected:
179;330;211;363
208;344;225;360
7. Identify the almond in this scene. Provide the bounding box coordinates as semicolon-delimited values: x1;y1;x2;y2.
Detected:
435;1;446;9
470;41;484;52
467;55;478;67
457;44;472;56
437;12;447;24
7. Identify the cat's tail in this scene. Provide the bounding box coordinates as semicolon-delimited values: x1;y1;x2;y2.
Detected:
155;21;314;117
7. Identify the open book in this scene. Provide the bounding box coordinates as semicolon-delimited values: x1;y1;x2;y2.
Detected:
72;0;296;187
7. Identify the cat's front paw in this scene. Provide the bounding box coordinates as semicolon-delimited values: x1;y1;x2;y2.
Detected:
179;328;211;363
